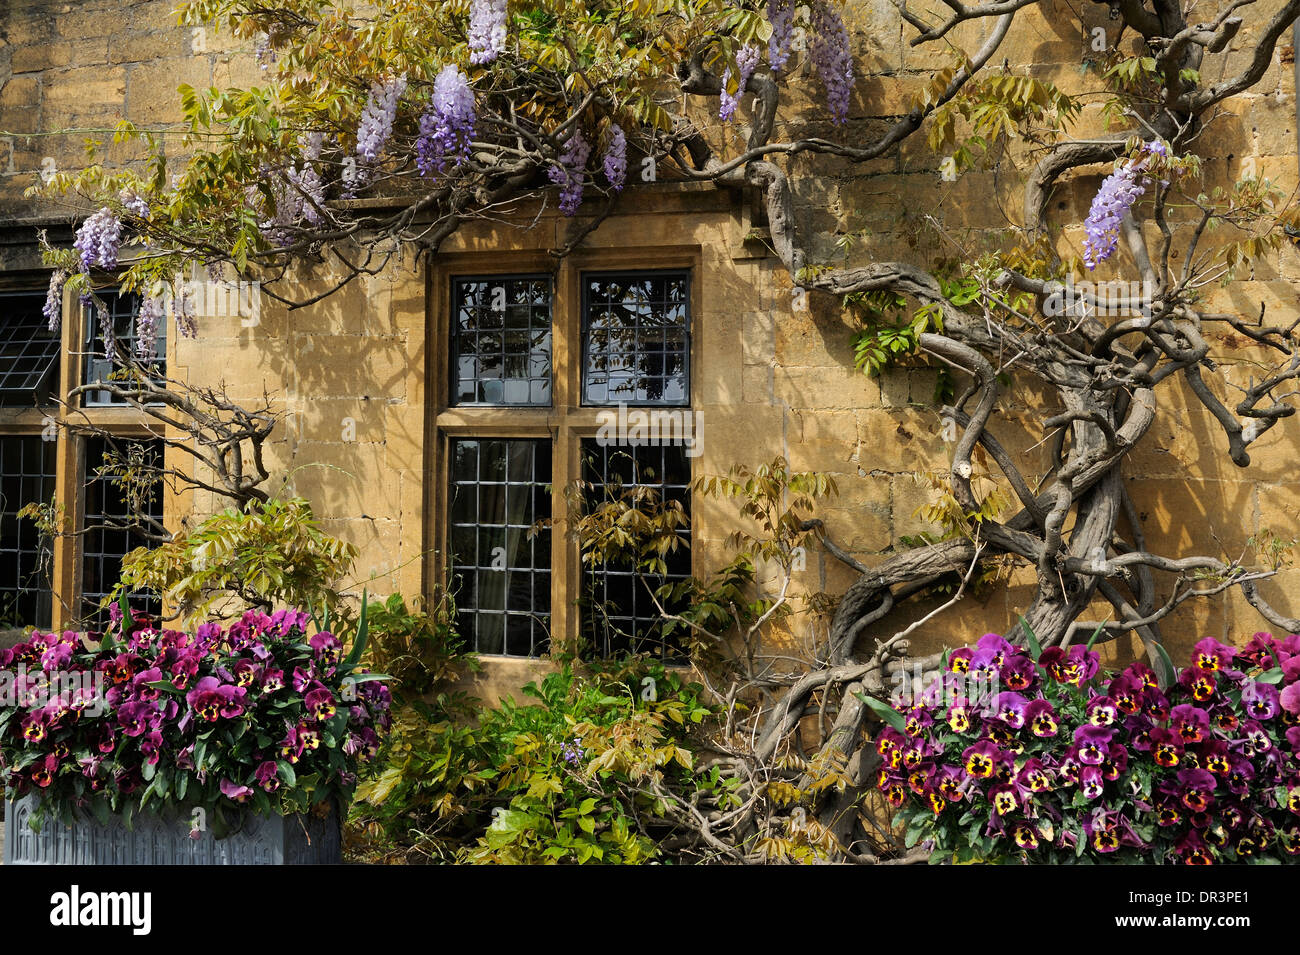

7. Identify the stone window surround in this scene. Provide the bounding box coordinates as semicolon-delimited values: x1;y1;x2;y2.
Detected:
427;245;703;659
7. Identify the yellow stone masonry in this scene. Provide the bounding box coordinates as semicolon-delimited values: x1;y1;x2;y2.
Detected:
1;0;1298;687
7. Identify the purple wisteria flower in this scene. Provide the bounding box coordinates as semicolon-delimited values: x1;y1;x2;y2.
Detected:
560;737;586;766
720;45;762;121
810;0;854;124
1082;140;1168;269
43;269;66;332
119;189;150;219
169;276;197;338
766;0;796;70
603;123;627;191
73;208;123;272
468;0;508;65
416;65;476;176
548;126;590;217
356;75;407;163
254;32;277;70
287;132;326;227
135;296;164;359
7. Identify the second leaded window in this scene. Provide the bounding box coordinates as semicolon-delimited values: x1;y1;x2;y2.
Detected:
579;440;692;661
83;291;167;406
582;271;689;406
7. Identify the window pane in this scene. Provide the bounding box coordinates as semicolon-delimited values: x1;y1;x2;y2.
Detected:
582;271;690;406
0;292;61;407
82;290;167;406
449;438;552;655
0;436;57;629
81;436;164;630
451;276;552;406
579;440;691;661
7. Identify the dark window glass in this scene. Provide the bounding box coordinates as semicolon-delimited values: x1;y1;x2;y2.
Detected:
582;271;689;406
0;292;61;407
83;291;166;406
451;276;552;406
81;436;164;630
579;440;691;661
448;438;552;655
0;436;57;629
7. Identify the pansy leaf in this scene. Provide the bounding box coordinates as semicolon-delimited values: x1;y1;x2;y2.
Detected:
347;672;391;684
1257;666;1284;685
1085;617;1111;650
1151;640;1177;689
343;588;370;669
277;760;297;788
177;773;189;802
89;797;111;826
146;679;185;695
854;691;907;734
1018;615;1042;661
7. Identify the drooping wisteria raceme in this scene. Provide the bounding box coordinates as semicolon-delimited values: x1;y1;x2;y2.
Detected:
549;126;591;217
356;74;408;163
877;630;1300;863
135;296;165;360
468;0;508;65
93;298;115;361
416;65;477;177
258;133;328;243
809;0;855;124
43;269;66;332
73;208;123;272
1083;140;1169;269
603;124;627;192
766;0;796;70
720;45;762;121
293;132;326;226
170;275;197;339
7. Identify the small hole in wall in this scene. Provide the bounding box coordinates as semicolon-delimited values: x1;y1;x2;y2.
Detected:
1057;201;1068;210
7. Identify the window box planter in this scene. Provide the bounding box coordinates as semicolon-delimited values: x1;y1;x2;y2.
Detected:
3;792;341;865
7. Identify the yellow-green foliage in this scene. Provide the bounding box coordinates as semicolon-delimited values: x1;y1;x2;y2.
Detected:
118;496;357;623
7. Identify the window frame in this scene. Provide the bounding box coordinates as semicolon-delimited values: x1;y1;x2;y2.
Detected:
429;247;702;659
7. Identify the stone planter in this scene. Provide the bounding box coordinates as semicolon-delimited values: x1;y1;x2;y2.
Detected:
2;793;341;865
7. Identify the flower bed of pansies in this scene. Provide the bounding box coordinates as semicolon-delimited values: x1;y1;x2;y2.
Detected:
873;629;1300;863
0;602;390;836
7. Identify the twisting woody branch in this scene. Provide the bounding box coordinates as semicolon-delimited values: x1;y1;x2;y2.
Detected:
28;0;1300;860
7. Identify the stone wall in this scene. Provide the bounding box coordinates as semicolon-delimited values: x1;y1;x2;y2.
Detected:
2;0;1299;690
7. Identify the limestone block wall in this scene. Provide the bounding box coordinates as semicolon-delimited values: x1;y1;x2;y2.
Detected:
1;0;1299;681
